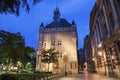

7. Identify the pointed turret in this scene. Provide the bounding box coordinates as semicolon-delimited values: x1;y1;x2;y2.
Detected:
39;23;44;33
72;20;76;26
40;23;44;28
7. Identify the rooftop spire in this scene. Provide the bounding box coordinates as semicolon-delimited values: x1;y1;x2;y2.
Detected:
72;20;76;26
57;0;58;7
53;0;60;22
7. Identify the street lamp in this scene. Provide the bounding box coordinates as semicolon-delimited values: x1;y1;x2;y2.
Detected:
0;63;4;71
98;43;107;75
84;62;87;71
98;50;106;75
5;60;9;73
17;61;21;74
63;52;67;76
111;55;115;77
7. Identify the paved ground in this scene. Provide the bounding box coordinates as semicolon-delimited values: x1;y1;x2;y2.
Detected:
57;72;120;80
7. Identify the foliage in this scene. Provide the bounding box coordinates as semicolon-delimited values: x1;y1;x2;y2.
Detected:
30;53;36;68
0;74;18;80
0;0;42;16
41;48;59;71
0;72;56;80
6;73;52;79
0;30;35;70
21;46;35;68
0;30;25;65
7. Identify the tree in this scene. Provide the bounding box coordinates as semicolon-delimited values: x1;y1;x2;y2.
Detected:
0;30;25;72
0;30;36;72
0;0;42;16
0;30;25;65
41;48;59;72
21;46;35;69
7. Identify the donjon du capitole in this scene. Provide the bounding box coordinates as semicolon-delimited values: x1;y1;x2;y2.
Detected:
36;7;78;74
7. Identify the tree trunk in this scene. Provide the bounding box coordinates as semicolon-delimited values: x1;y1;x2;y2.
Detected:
48;63;50;72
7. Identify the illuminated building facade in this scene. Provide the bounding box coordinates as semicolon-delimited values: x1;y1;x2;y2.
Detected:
36;7;78;74
90;0;120;77
84;35;95;72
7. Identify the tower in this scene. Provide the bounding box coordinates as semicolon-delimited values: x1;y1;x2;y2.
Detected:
36;5;78;74
53;7;60;22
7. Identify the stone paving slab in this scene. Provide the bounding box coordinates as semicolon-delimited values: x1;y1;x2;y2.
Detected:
57;73;120;80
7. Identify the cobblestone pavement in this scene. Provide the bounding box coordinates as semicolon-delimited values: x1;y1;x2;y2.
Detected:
57;72;120;80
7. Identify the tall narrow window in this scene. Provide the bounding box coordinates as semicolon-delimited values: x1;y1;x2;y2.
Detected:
58;40;62;46
117;41;120;52
51;40;55;46
109;13;114;31
102;23;108;40
104;0;110;8
44;43;46;49
71;62;76;69
59;53;62;58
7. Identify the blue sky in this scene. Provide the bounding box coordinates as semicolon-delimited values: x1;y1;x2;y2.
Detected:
0;0;96;49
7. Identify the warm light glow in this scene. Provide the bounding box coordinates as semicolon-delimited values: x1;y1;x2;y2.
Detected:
112;55;114;59
92;58;94;61
17;61;20;64
42;68;45;71
17;61;21;66
98;43;102;48
27;62;30;65
54;64;56;67
84;62;87;65
64;52;67;55
14;67;18;70
3;67;6;70
98;51;102;56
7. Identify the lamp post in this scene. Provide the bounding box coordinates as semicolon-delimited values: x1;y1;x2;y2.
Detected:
98;42;107;75
111;55;115;77
5;60;9;73
63;52;67;76
98;50;106;75
92;57;95;72
17;61;21;74
1;63;3;70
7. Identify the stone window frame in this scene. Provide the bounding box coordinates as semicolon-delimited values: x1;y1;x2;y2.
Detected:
58;40;62;46
51;40;55;46
70;62;76;69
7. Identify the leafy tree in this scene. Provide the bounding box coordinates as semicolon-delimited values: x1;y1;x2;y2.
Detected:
30;52;36;68
0;30;36;70
0;30;25;73
21;46;35;69
0;30;25;67
0;0;42;16
41;48;59;72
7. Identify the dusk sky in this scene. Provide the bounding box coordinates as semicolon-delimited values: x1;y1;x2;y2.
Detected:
0;0;96;50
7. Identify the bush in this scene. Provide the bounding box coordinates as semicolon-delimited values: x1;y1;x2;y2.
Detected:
0;74;18;80
20;70;28;73
34;71;52;74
